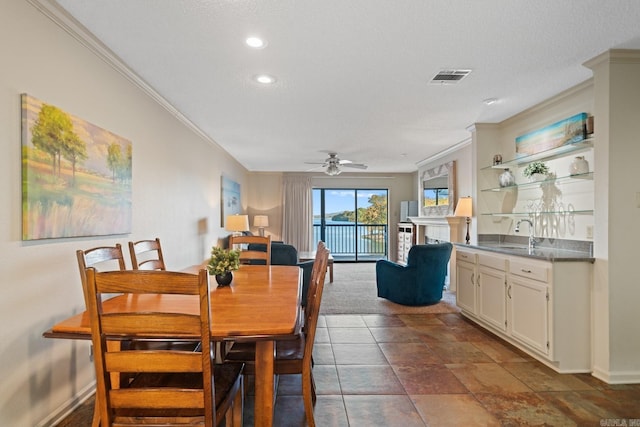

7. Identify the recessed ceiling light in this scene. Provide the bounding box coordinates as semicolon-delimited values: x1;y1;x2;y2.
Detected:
254;74;276;84
245;37;266;49
483;98;499;105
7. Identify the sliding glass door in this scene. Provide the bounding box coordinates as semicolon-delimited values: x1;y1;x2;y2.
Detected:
313;188;388;261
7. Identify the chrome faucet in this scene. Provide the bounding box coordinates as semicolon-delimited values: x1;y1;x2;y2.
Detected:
515;219;536;251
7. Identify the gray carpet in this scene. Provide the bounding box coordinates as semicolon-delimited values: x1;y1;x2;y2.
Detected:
319;262;459;315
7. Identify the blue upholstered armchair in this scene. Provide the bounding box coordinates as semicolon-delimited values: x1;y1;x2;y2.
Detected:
376;243;453;306
248;242;314;306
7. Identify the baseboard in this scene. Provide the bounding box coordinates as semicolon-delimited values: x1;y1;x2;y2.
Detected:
592;366;640;384
36;381;96;427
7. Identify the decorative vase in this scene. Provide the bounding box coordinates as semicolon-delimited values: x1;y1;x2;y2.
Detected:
569;156;589;175
528;173;547;182
215;272;233;287
499;169;515;187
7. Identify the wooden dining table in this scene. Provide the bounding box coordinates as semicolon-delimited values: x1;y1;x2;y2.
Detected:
43;264;303;427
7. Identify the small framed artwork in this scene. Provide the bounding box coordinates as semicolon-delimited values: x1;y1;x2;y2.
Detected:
21;94;132;240
515;112;587;157
220;176;241;227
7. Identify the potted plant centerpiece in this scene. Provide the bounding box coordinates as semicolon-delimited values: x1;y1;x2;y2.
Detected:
208;246;240;286
523;161;550;182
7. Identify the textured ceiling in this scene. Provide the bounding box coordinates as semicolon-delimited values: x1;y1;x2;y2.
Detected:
51;0;640;173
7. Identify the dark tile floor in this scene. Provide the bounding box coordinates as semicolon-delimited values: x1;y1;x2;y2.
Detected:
260;312;640;426
57;311;640;426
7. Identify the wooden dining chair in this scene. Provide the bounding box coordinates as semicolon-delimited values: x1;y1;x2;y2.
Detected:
128;237;166;270
76;244;127;309
229;235;272;265
85;268;244;427
224;241;330;427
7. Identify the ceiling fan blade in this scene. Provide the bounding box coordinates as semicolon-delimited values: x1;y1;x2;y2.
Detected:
343;163;368;169
304;161;328;165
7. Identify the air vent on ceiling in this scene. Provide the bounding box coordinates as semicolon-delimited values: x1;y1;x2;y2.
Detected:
430;69;472;84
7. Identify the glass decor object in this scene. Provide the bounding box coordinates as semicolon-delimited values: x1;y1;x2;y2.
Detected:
499;169;516;187
569;156;589;175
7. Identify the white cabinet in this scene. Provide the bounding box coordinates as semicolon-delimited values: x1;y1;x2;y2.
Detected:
454;247;591;373
397;223;415;265
509;273;549;355
477;253;507;332
455;249;477;314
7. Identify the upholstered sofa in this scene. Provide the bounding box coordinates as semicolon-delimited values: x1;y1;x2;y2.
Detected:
376;243;453;306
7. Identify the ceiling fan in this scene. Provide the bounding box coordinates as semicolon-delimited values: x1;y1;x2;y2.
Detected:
305;152;368;176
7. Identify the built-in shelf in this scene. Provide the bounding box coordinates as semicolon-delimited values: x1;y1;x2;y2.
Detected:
481;172;593;192
482;138;594;171
481;209;593;218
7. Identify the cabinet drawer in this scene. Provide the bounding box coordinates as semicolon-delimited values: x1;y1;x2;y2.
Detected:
456;250;476;263
510;260;549;283
478;253;506;271
404;234;413;243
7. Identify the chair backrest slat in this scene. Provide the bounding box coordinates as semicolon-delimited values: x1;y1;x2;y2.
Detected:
129;238;166;270
77;244;127;309
302;241;329;364
229;235;272;265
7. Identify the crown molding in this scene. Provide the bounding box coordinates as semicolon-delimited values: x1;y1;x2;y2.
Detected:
416;138;471;168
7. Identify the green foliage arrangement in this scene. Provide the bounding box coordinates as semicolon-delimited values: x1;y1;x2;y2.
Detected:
207;246;240;276
523;161;550;178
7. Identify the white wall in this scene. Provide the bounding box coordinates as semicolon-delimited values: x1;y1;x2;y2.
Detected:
1;2;248;425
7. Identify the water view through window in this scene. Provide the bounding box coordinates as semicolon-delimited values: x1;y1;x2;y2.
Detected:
313;188;388;261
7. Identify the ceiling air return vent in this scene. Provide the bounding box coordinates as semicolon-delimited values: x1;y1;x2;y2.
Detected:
430;69;472;84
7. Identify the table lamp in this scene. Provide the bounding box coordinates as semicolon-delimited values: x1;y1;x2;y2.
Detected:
226;214;249;236
253;215;269;237
454;197;473;244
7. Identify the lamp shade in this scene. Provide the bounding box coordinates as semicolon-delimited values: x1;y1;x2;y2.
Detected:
454;197;473;217
226;214;249;232
253;215;269;227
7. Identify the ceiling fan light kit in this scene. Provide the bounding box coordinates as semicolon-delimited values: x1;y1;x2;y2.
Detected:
325;163;341;176
306;152;367;176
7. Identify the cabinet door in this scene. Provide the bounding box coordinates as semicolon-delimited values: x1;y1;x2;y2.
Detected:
478;266;507;332
508;276;549;355
456;260;476;314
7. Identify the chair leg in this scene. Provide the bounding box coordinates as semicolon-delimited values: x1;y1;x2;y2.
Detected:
302;367;316;427
232;376;244;427
310;370;316;404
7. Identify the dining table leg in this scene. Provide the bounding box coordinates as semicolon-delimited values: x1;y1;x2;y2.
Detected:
254;340;275;427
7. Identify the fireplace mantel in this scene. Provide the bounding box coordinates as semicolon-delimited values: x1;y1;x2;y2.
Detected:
408;216;465;244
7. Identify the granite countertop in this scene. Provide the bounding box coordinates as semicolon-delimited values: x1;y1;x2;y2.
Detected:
454;236;594;262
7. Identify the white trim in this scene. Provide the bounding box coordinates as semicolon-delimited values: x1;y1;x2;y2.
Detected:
592;367;640;385
36;381;96;427
416;138;471;168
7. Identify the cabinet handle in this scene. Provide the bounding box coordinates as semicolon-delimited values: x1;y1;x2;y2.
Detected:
507;285;512;299
471;273;475;285
521;268;532;274
460;254;468;259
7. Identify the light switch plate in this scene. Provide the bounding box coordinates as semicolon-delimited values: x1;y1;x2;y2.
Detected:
586;225;594;239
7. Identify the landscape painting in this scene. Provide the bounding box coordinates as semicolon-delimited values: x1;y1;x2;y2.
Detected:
515;112;587;157
21;94;132;240
221;176;241;227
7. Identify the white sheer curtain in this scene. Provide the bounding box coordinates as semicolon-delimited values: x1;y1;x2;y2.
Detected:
282;174;313;252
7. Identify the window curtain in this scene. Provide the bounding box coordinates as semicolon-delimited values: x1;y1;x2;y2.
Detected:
282;174;313;252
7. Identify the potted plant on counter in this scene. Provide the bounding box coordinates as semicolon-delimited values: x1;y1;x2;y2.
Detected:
207;246;240;286
523;161;550;182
